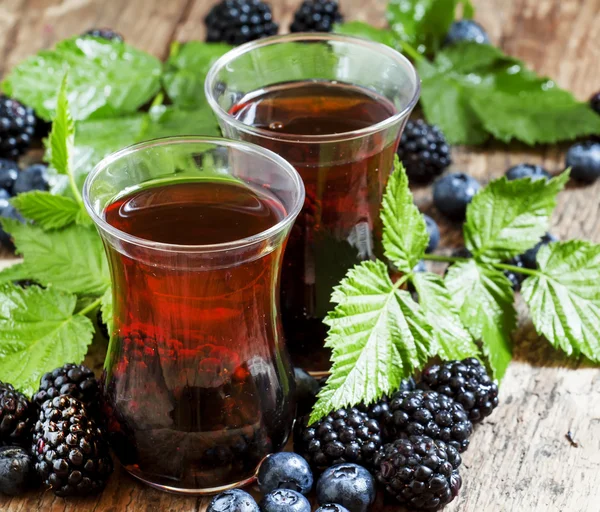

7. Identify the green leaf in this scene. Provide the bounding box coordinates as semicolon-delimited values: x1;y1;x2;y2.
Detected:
63;102;221;191
163;41;233;109
48;74;75;176
0;285;94;395
387;0;471;55
464;171;569;261
2;37;162;121
310;260;432;423
381;158;428;272
100;286;113;334
445;260;515;379
1;219;109;296
412;272;479;360
334;22;400;49
0;263;35;285
418;43;600;145
522;241;600;362
11;192;87;230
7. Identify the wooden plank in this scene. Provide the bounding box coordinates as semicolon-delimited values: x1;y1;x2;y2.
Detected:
0;0;599;511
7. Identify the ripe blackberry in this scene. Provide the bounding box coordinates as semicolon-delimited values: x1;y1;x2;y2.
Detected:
0;95;36;160
357;378;416;422
397;120;451;183
31;396;113;496
380;390;472;452
294;408;382;471
0;382;34;447
374;435;462;511
205;0;278;45
290;0;343;33
419;358;498;423
33;364;100;413
82;28;124;42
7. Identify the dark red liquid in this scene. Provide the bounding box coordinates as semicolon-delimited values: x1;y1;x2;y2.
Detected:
101;180;295;491
230;82;399;372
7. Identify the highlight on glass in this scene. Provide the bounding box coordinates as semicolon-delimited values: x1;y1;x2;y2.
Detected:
83;137;305;494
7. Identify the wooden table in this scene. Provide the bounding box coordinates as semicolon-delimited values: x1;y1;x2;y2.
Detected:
1;0;599;510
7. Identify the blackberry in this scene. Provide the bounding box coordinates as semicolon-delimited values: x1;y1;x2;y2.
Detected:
0;95;36;160
290;0;343;33
444;19;490;46
419;358;499;423
205;0;278;45
0;382;34;447
0;158;19;194
380;390;473;452
374;435;462;510
31;396;113;496
357;378;416;422
33;364;100;413
13;163;50;194
294;408;382;471
82;28;124;42
0;446;37;495
590;91;600;115
397;120;452;183
505;163;550;182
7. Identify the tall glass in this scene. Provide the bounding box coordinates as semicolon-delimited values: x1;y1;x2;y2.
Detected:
206;34;420;373
83;137;304;494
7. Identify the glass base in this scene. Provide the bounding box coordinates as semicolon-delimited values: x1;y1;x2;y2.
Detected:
125;465;258;496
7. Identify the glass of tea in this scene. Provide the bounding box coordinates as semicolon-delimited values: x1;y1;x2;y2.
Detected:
83;137;304;494
205;34;420;373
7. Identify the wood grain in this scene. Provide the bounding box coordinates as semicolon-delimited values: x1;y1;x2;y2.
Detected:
0;0;599;511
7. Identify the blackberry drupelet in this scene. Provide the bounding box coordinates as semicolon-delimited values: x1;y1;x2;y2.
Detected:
397;120;452;183
0;95;36;160
419;358;499;423
0;382;34;447
374;435;462;511
294;408;382;471
33;364;100;412
205;0;278;45
380;390;473;452
31;396;113;497
82;28;124;41
290;0;343;33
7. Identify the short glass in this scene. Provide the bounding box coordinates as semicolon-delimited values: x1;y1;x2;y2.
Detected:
83;137;304;494
206;34;420;373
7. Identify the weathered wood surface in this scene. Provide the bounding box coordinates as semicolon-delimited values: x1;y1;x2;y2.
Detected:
0;0;599;510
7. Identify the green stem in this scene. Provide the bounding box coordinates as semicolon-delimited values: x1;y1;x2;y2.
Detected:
422;254;469;263
393;273;411;289
491;262;540;277
68;171;84;208
399;41;425;63
76;296;102;317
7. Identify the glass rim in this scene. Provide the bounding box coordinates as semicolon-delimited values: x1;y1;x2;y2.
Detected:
204;32;421;144
83;136;305;253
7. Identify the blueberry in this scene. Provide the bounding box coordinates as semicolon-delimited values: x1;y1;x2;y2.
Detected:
433;172;480;221
0;446;36;496
590;91;600;115
0;203;25;249
505;163;550;182
257;452;313;495
316;505;351;512
207;489;259;512
423;214;440;253
260;489;311;512
294;367;320;417
316;463;375;512
566;141;600;183
0;159;18;194
444;20;490;46
13;163;50;195
521;232;558;269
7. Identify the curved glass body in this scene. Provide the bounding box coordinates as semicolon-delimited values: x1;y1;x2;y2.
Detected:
84;137;304;494
206;34;420;372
